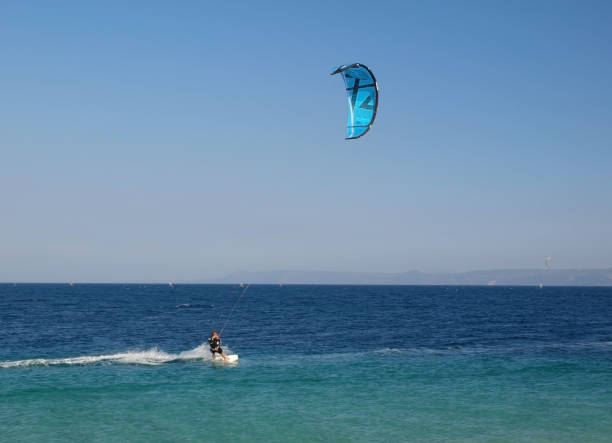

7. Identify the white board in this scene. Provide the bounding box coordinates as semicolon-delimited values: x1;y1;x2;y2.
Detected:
212;354;239;363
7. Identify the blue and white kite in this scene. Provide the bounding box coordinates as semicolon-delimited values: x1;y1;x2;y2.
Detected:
331;63;378;140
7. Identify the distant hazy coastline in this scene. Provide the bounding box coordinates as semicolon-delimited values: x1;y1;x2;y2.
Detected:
4;268;612;285
216;268;612;286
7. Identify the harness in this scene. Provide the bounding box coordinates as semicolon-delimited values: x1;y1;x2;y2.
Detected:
208;337;221;352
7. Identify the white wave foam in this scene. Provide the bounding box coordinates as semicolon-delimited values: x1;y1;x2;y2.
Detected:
311;341;612;360
380;341;612;356
0;343;223;369
373;348;406;354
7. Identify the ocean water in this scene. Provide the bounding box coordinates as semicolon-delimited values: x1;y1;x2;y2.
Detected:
1;284;611;442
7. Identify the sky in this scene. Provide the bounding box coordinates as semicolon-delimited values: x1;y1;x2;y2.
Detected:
1;1;611;282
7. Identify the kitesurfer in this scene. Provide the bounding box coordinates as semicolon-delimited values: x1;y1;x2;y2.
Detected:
208;330;228;361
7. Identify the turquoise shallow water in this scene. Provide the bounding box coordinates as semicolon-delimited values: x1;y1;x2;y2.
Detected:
1;284;611;442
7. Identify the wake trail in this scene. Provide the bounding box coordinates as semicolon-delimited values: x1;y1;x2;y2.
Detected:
0;343;225;368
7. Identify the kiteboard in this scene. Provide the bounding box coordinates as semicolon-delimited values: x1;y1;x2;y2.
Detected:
212;354;239;364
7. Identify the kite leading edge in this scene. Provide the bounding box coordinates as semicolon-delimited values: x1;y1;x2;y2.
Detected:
331;63;378;140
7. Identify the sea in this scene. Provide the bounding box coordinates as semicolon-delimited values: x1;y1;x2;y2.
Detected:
1;284;611;442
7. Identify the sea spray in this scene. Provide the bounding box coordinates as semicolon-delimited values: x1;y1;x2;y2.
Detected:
0;343;228;368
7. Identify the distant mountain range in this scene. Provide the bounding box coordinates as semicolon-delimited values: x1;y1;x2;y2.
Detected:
217;268;612;286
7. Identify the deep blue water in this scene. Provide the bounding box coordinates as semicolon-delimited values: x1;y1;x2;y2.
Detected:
1;284;611;442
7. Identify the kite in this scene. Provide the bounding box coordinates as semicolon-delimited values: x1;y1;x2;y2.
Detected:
331;63;379;139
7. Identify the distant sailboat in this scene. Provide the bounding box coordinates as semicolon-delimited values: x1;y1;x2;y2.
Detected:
69;282;74;287
539;283;544;289
168;282;174;288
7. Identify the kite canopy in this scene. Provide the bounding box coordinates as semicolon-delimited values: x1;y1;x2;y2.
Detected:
331;63;378;139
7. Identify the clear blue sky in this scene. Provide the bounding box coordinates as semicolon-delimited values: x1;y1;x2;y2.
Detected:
1;1;611;282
